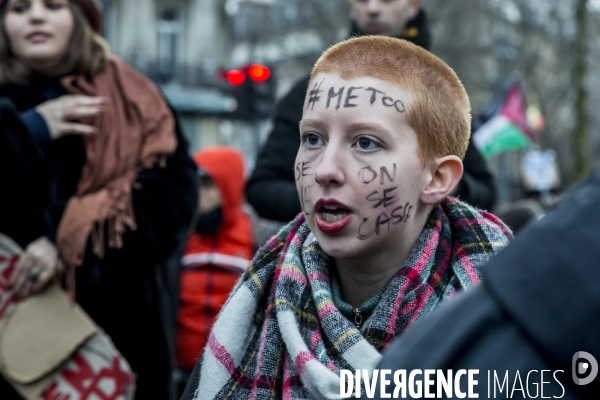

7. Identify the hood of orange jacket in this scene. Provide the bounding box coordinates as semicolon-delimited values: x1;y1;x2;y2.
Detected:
185;147;253;261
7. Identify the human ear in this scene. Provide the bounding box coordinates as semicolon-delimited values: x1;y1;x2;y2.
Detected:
420;155;463;205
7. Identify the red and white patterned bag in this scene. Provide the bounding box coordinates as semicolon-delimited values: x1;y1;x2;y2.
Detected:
0;233;136;400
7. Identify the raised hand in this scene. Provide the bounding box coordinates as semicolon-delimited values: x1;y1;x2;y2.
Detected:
35;94;106;139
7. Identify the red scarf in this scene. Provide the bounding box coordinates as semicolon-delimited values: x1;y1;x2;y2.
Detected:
56;56;177;268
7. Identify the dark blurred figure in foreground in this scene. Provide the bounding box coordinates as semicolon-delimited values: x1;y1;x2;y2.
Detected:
247;0;496;222
494;198;545;235
374;170;600;399
175;147;253;396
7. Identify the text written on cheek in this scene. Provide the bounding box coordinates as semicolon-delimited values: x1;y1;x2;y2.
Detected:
296;161;312;181
357;203;413;240
357;163;412;240
299;184;312;216
296;161;315;216
358;164;397;186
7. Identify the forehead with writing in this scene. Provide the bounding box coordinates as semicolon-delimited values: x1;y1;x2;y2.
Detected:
303;73;413;116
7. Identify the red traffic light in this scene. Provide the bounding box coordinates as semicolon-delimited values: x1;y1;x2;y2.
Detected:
248;64;271;83
226;69;246;86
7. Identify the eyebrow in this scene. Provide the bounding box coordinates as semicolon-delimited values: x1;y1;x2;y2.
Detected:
345;121;391;135
299;118;325;131
299;119;390;134
299;118;320;126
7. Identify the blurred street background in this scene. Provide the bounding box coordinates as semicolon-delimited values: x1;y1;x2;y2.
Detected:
99;0;600;211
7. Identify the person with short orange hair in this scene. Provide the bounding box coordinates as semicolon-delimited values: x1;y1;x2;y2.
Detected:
247;1;498;225
182;36;512;400
310;35;472;166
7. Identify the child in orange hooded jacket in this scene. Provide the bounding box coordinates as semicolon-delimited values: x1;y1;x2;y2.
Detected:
176;147;253;373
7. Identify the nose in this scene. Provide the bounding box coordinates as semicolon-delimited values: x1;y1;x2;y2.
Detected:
29;0;48;22
314;144;345;187
366;0;382;15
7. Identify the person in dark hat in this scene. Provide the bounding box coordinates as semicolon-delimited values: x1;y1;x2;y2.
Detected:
246;0;496;223
0;0;197;398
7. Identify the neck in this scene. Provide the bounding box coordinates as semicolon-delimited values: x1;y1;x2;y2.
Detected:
25;59;65;77
335;262;396;308
334;203;432;308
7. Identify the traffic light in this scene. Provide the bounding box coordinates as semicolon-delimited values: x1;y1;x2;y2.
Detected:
226;69;246;86
223;64;275;121
248;64;270;83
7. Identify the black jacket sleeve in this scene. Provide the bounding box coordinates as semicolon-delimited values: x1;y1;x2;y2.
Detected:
123;112;198;267
374;284;574;399
453;140;496;210
246;76;310;222
375;171;600;399
0;98;51;247
73;111;197;400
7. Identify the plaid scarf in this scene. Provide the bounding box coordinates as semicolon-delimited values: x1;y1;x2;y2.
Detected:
190;198;512;399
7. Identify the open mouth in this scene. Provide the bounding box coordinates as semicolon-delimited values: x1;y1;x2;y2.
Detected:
314;201;353;234
321;205;350;223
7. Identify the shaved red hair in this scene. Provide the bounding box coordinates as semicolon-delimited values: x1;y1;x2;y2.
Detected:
311;36;471;164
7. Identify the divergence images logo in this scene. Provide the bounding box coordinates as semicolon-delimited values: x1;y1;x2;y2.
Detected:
572;351;598;385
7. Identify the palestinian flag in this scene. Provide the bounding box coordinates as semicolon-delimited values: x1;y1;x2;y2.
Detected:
472;82;536;157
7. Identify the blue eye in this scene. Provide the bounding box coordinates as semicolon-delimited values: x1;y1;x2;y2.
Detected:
355;137;379;151
304;133;323;147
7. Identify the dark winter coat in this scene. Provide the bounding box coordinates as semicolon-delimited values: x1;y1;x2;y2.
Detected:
0;73;198;400
246;10;496;222
374;170;600;399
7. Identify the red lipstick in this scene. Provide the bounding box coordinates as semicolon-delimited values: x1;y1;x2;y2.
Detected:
314;199;353;234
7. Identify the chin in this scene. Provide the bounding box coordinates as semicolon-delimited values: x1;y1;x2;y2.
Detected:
26;52;55;61
23;48;61;60
315;236;360;260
